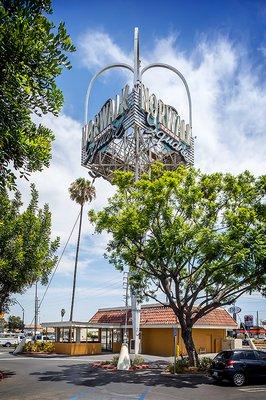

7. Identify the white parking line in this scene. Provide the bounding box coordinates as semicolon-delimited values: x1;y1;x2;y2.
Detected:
239;387;266;393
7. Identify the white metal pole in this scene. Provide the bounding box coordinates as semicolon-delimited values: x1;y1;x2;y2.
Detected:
131;27;141;356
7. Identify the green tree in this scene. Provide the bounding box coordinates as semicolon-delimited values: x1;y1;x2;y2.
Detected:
69;178;96;321
8;315;23;331
0;0;75;189
0;185;60;312
89;164;266;366
0;317;7;332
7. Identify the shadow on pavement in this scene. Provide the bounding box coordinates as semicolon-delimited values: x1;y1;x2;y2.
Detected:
30;364;212;389
0;370;16;380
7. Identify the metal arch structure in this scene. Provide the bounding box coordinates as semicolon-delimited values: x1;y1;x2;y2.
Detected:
81;28;194;354
141;63;192;129
84;63;134;125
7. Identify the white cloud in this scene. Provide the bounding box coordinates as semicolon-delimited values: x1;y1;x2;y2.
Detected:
79;30;131;69
79;30;266;175
17;113;115;265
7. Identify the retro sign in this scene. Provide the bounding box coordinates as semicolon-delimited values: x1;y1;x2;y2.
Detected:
82;83;193;169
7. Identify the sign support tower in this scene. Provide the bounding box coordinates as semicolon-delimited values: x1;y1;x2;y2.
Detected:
82;28;194;355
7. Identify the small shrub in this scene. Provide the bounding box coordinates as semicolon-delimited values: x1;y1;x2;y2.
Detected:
111;355;119;366
23;340;55;353
166;358;189;374
131;355;145;366
198;357;212;372
23;342;33;352
42;341;55;353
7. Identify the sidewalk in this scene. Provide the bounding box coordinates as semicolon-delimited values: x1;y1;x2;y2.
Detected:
13;351;218;362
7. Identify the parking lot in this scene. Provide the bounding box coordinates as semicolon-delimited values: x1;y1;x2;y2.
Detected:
0;348;265;400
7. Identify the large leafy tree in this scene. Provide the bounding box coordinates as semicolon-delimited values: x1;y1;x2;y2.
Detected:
0;185;59;312
69;178;96;321
90;164;266;366
8;315;23;331
0;0;75;189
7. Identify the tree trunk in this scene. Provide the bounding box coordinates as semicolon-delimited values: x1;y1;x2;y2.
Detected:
180;324;199;367
70;205;83;321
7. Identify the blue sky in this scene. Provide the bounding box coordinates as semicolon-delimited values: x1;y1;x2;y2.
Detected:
8;0;266;326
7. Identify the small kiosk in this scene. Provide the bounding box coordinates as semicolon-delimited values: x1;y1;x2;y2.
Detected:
41;321;102;356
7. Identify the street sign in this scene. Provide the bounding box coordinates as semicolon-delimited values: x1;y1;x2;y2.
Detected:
244;315;254;328
228;306;241;314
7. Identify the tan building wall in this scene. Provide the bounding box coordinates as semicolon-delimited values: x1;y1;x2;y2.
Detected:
140;327;226;357
141;328;174;356
54;342;101;355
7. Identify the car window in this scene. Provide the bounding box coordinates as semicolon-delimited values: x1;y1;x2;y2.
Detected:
257;351;266;360
244;351;257;360
232;352;245;360
215;351;233;360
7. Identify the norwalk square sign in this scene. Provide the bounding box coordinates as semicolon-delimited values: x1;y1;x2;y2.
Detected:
82;30;194;181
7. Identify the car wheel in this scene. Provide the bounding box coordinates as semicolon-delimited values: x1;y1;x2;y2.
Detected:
232;372;245;387
5;342;11;348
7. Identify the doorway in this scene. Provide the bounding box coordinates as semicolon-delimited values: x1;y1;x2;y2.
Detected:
101;328;113;352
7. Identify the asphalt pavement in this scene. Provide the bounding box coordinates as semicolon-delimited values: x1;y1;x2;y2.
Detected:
0;347;266;400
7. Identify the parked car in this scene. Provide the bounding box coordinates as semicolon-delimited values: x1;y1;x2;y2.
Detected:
31;334;55;341
209;349;266;386
0;333;20;347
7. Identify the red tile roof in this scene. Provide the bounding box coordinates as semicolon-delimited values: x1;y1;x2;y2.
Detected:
89;304;237;328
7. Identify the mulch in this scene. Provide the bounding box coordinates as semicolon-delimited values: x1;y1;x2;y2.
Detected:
91;362;150;372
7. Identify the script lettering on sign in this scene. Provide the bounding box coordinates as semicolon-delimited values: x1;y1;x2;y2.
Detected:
138;84;192;146
82;85;130;148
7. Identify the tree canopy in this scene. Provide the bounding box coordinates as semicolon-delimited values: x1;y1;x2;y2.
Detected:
89;164;266;365
69;178;96;206
0;0;75;189
8;315;23;331
0;184;59;312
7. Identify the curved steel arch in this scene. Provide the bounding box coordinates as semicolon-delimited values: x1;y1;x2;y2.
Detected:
84;63;134;124
141;63;192;128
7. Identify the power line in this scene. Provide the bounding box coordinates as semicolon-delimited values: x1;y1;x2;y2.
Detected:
27;212;81;327
38;211;81;310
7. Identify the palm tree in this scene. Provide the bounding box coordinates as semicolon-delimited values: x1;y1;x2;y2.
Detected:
69;178;96;321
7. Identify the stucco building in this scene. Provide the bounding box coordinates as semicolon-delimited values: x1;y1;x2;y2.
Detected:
89;303;237;356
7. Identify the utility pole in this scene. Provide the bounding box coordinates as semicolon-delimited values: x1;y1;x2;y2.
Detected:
34;281;39;340
15;299;25;332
